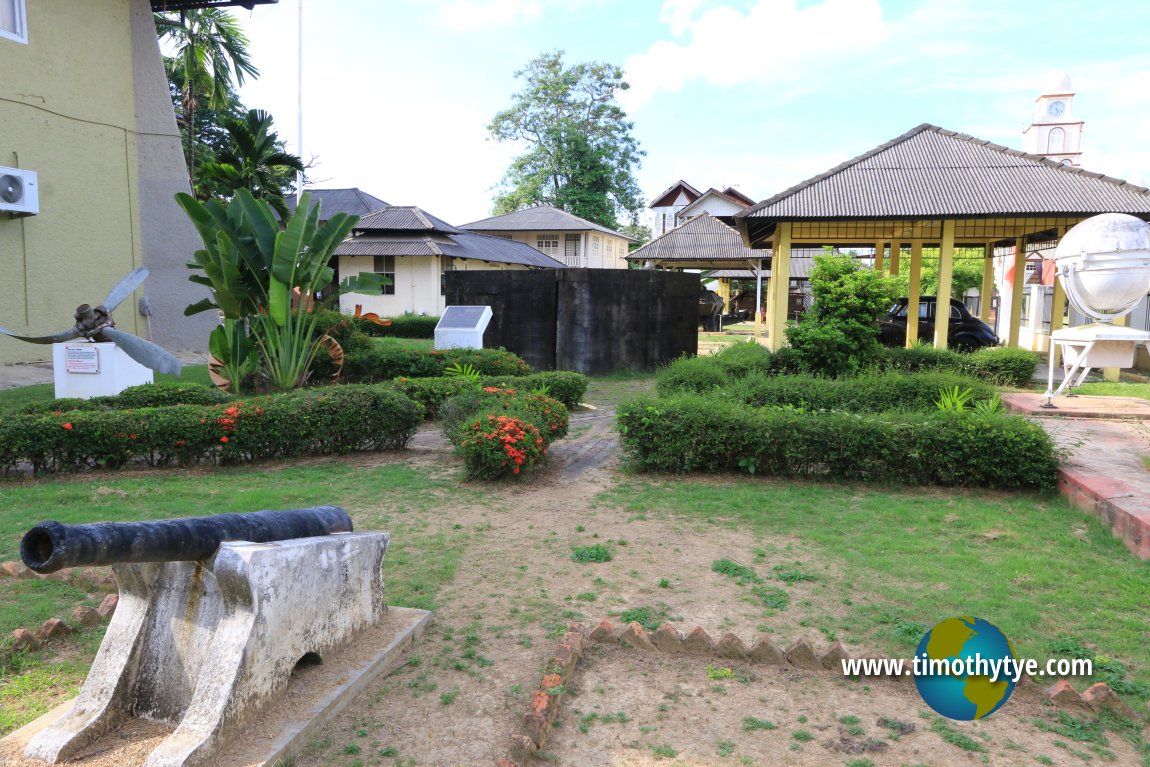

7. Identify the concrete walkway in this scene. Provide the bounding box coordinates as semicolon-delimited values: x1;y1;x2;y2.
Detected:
1004;393;1150;559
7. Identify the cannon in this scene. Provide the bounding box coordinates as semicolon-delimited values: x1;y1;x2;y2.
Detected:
20;506;353;574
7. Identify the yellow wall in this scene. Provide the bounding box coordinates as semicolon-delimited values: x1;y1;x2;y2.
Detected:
0;0;144;362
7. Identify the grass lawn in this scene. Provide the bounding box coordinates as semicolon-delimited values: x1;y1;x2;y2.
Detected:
1076;381;1150;399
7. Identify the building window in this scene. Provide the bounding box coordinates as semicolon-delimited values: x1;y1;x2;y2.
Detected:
1047;127;1065;154
536;234;560;258
373;255;396;295
564;234;581;267
0;0;26;43
440;258;454;295
591;235;600;264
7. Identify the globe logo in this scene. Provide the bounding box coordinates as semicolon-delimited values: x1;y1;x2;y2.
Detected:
913;616;1017;720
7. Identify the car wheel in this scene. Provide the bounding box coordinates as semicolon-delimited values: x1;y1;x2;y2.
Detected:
952;338;978;354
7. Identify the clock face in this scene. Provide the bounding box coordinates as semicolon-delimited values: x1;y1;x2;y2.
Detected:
1048;100;1066;118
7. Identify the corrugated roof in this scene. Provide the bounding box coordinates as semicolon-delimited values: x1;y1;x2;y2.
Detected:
740;124;1150;221
335;238;442;257
286;188;389;219
625;214;760;262
356;206;460;233
443;233;567;268
460;205;635;240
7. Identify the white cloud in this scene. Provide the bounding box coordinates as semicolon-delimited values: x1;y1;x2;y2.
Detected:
435;0;600;30
621;0;889;112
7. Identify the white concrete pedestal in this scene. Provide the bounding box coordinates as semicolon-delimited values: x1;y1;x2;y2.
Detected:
52;342;153;399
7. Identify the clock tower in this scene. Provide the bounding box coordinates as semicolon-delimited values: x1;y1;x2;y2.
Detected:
1022;71;1084;166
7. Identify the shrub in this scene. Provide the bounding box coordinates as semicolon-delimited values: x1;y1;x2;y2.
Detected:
730;372;995;413
389;377;475;420
441;387;568;443
960;347;1039;387
23;383;229;415
342;345;531;383
712;341;773;379
616;395;1057;489
354;314;439;339
879;344;964;374
656;356;729;396
456;412;546;479
481;371;588;409
0;385;422;475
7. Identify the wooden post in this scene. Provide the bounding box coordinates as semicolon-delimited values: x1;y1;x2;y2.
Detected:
874;241;885;274
980;242;995;322
1007;237;1026;347
933;221;956;349
889;242;901;276
768;223;792;351
906;240;922;347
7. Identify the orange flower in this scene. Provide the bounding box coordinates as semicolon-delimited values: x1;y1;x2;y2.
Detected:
62;422;73;430
219;436;229;443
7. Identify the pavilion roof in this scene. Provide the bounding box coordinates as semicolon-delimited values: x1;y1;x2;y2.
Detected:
738;124;1150;224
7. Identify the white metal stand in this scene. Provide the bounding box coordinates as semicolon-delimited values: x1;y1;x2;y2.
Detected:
1043;324;1150;407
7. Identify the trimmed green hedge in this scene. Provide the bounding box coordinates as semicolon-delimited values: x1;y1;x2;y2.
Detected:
22;383;231;415
440;386;570;479
617;395;1057;489
730;372;995;413
343;345;531;383
959;347;1038;387
354;314;439;339
387;371;586;420
0;385;422;475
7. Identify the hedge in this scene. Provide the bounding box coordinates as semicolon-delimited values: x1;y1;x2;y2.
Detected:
730;372;996;413
342;345;531;383
356;314;439;339
440;387;569;444
0;385;422;475
22;383;231;415
959;347;1038;387
441;387;570;479
617;395;1058;489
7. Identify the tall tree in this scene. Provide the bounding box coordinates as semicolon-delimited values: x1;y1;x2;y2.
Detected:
197;109;304;221
154;9;258;177
489;51;644;229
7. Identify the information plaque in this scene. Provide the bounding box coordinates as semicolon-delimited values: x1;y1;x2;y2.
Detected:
435;306;492;350
64;345;100;374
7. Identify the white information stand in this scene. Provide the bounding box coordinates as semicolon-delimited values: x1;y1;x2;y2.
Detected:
52;342;153;399
435;306;492;350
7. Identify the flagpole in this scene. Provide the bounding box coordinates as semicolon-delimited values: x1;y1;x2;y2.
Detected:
296;0;304;206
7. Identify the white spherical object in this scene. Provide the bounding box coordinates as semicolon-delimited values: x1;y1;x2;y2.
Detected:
1054;213;1150;319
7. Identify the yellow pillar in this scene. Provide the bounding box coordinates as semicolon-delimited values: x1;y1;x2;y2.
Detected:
874;241;885;274
1006;237;1026;348
760;257;771;339
1050;278;1066;333
979;242;995;323
889;242;901;276
906;241;923;347
1103;314;1127;381
717;278;731;313
768;223;792;351
933;221;956;349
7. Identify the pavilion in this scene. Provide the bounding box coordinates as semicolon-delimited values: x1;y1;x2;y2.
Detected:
734;124;1150;351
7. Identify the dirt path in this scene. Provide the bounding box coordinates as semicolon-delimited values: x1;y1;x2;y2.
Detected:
292;411;1141;767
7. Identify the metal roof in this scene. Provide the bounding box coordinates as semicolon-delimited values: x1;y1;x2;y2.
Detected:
739;124;1150;221
151;0;277;10
625;214;760;263
460;205;636;241
286;188;389;219
649;179;703;209
356;206;460;234
334;206;566;269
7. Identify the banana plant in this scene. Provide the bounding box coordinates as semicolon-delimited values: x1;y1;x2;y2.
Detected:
178;189;387;391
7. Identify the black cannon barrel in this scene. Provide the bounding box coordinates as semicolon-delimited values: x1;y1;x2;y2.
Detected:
20;506;353;574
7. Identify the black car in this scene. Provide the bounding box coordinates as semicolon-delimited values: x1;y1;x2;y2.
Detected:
879;296;998;352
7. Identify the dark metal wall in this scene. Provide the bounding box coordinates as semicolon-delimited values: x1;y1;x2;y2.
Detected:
444;269;698;374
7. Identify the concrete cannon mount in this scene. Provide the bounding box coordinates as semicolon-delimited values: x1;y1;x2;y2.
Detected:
1;532;430;767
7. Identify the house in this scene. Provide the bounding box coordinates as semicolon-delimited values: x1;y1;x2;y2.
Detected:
649;180;701;237
460;206;636;269
285;188;390;220
648;180;755;237
0;0;271;364
334;205;566;317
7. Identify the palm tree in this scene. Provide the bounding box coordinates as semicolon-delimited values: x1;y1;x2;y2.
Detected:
155;9;258;177
198;109;304;221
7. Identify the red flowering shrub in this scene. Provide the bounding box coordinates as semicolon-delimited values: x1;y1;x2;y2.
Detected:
458;414;547;479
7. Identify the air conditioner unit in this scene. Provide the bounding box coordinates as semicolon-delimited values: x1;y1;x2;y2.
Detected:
0;166;39;216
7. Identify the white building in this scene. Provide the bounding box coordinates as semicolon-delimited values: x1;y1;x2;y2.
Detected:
460;206;635;268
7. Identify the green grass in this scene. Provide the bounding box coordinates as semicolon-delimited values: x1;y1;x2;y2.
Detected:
0;364;213;413
571;544;612;563
0;462;475;736
1075;382;1150;399
596;478;1150;697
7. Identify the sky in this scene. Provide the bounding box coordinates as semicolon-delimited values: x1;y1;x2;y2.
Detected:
231;0;1150;227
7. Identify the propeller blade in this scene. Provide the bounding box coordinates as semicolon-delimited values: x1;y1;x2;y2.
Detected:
102;267;150;312
101;327;182;376
0;325;83;344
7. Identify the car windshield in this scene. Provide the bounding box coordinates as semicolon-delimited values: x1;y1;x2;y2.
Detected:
891;303;908;317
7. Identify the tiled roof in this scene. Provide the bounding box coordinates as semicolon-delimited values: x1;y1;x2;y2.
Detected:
287;188;390;219
461;205;636;240
740;124;1150;221
625;214;759;262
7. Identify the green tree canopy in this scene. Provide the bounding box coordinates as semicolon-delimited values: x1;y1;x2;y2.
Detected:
155;8;258;176
891;248;986;297
197;109;304;221
488;51;645;230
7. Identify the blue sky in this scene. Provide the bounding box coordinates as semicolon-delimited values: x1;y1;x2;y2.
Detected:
234;0;1150;226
